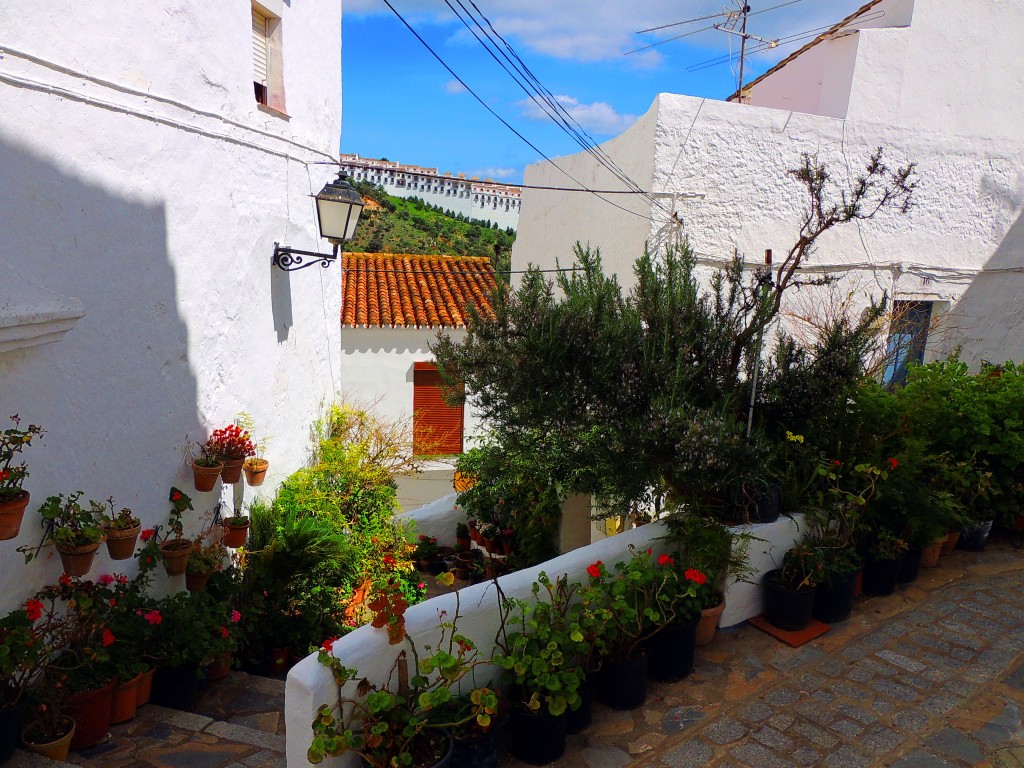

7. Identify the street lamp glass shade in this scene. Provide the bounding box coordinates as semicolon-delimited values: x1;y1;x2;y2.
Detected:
315;177;364;241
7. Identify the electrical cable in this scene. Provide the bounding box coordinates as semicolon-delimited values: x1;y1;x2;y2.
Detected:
378;0;655;222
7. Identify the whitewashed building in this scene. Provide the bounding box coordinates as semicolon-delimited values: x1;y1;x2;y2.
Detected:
0;1;344;605
511;0;1024;371
340;252;494;510
339;154;522;230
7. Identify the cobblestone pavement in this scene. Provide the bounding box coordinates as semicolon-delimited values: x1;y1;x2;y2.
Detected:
9;539;1023;768
499;539;1024;768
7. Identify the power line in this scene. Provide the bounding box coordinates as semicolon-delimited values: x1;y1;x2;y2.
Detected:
378;0;656;223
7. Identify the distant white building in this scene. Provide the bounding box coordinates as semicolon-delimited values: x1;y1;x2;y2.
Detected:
512;0;1024;373
339;154;521;230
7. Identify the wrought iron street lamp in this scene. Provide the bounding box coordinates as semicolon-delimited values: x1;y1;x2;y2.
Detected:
272;175;364;272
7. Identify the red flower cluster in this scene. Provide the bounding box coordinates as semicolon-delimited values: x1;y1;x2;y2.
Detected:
684;568;707;585
657;554;675;567
887;457;899;470
382;555;396;569
206;424;256;460
321;636;339;653
231;610;242;624
140;529;155;542
220;626;229;639
101;629;116;647
586;561;603;578
24;599;42;622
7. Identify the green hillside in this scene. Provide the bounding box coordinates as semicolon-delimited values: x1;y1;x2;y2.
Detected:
345;180;515;274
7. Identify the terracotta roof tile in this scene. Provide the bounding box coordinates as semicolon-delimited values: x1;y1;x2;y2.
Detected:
341;253;499;328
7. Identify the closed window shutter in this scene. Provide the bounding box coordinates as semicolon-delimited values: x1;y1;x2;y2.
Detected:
252;9;269;88
413;363;464;456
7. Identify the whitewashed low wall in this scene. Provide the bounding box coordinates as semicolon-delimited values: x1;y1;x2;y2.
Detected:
395;492;461;545
284;514;802;767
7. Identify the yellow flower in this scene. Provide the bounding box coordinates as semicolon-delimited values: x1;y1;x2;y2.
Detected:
785;431;804;443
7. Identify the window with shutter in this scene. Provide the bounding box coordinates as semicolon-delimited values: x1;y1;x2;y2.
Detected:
413;362;464;456
252;8;270;105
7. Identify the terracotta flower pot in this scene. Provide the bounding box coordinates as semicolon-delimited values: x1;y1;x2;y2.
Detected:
207;653;232;681
221;458;245;484
243;459;269;487
920;536;946;568
941;530;960;555
21;717;75;762
136;667;155;707
191;460;223;493
185;569;212;593
110;672;143;724
104;523;141;560
159;540;192;576
696;596;726;647
56;541;101;578
222;521;250;549
67;679;114;750
269;647;291;674
0;492;30;541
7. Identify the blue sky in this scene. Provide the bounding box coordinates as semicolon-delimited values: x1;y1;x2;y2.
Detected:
341;1;871;183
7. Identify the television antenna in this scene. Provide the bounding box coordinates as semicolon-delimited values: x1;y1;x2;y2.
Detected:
714;3;780;102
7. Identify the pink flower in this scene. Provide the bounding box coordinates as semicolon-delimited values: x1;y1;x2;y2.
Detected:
230;610;241;624
220;627;229;639
417;582;425;590
98;574;114;586
144;610;162;625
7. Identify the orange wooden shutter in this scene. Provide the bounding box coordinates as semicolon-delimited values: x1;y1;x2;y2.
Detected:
413;362;464;456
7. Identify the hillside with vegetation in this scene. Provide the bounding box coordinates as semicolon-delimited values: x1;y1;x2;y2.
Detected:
346;179;515;273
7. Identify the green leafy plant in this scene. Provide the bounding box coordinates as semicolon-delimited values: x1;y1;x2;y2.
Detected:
775;543;824;591
35;492;105;550
0;415;43;503
102;498;140;532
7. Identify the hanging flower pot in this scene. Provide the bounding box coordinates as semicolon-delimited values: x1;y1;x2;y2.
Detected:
696;594;726;647
0;492;30;541
159;539;192;576
110;673;143;724
220;458;245;484
56;541;101;578
191;459;223;493
20;717;75;762
185;569;213;593
104;522;142;560
243;458;270;487
222;517;250;549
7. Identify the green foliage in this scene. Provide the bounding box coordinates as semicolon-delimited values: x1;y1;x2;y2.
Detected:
345;181;515;271
36;491;105;549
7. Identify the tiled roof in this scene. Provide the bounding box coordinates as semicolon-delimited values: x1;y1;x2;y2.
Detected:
727;0;886;102
341;253;499;328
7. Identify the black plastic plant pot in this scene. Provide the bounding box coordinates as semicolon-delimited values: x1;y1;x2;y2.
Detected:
812;569;858;624
862;554;904;596
897;545;923;584
596;650;650;710
452;724;500;768
0;703;26;763
751;482;782;524
150;664;201;711
647;614;700;682
507;706;567;765
566;677;593;734
762;569;816;631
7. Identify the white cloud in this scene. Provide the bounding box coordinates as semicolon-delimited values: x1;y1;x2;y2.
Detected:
517;94;636;136
444;79;467;94
469;167;516;179
344;1;871;64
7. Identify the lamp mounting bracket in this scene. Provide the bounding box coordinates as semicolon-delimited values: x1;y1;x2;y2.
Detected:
272;242;340;272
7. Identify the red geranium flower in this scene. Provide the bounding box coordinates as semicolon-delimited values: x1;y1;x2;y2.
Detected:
321;636;339;653
657;554;675;567
140;529;155;542
101;629;116;647
586;561;603;578
98;574;114;586
220;627;229;639
887;457;899;470
832;460;842;467
231;610;241;624
171;490;182;501
25;599;42;622
144;610;162;625
58;574;72;586
684;568;707;585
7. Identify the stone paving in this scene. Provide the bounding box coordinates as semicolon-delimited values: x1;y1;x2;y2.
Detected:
497;538;1024;768
8;537;1024;768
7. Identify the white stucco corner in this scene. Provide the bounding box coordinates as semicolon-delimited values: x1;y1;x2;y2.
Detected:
395;492;462;545
0;260;85;353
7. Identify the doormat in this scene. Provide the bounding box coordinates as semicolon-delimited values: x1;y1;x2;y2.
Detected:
748;615;831;648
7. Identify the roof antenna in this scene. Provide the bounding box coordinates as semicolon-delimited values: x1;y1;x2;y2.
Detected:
714;2;779;103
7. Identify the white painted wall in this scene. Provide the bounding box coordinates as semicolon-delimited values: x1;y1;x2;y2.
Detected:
0;1;343;607
340;326;485;511
511;0;1024;364
285;514;802;766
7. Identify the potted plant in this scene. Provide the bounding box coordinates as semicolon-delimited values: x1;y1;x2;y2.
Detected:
101;498;142;560
19;667;75;761
494;572;586;763
763;543;823;631
0;599;48;761
190;436;224;493
0;416;43;541
861;528;908;596
578;546;684;710
222;511;250;549
206;423;256;485
413;534;441;572
159;488;194;576
427;688;502;768
186;526;227;593
647;559;705;683
35;492;106;577
455;522;470;552
243;455;270;487
308;582;492;768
